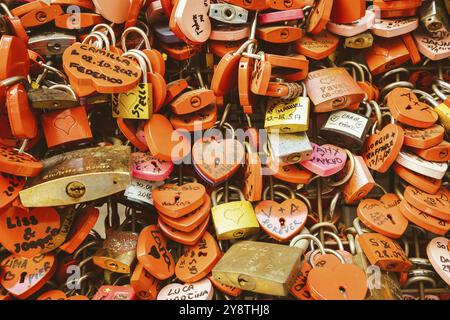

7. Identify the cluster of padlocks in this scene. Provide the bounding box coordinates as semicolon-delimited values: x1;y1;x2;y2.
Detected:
0;0;448;301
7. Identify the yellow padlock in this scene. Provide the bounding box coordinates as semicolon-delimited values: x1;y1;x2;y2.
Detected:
265;82;310;133
211;185;260;241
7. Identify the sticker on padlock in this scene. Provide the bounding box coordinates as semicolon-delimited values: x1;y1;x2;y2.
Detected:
125;178;164;206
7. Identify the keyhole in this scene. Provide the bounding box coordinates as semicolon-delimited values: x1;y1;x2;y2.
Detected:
174;195;181;203
339;286;348;300
19;272;27;284
284;0;293;7
280;29;289;39
35;11;47;22
214;157;221;167
279;218;286;227
387;214;395;225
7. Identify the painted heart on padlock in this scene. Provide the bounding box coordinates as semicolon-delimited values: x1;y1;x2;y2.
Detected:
92;0;131;23
307;263;368;300
131;152;174;182
358;194;409;239
255;199;308;241
175;232;221;283
54;115;76;135
427;237;450;285
0;206;60;258
0;254;56;299
157;278;214;300
192;138;245;185
363;124;404;173
387;87;438;128
300;143;347;177
153;183;206;218
137;225;175;281
404;186;450;221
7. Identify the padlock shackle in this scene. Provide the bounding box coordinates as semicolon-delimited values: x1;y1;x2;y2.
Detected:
91;23;117;47
48;84;78;99
308;248;346;268
262;184;296;201
128;49;154;74
325;150;355;188
122;51;148;83
82;33;105;49
92;31;111;50
310;230;345;252
290;233;325;255
340;61;365;83
121;26;152;52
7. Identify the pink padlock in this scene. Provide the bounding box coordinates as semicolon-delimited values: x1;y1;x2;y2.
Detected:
157;278;214;300
427;237;450;286
327;10;375;37
371;17;419;38
131;152;174;182
301;143;347;177
258;9;304;25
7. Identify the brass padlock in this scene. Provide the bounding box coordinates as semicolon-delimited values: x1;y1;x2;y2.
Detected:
265;82;310;133
267;131;313;165
305;67;366;113
211;185;259;241
212;241;302;296
19;146;131;207
28;85;79;110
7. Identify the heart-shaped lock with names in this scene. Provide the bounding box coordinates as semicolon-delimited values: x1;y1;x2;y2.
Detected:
0;254;56;299
363;123;404;173
158;215;210;246
427;237;450;285
393;163;441;195
153;183;206;218
403;124;445;149
290;260;314;300
131;263;161;300
0;172;25;209
399;200;449;235
256;199;308;242
307;263;368;300
414;141;450;163
387;87;438;128
358;194;409;239
170;0;211;44
301;143;347;177
137;225;175;280
175;231;221;283
0;206;60;258
157;278;214;300
404;186;450;221
158;194;211;233
131;152;174;182
294;30;339;61
192;137;245;185
63;43;142;97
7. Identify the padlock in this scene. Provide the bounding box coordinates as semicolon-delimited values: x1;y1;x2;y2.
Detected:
342;155;375;205
258;9;304;25
373;0;422;19
211;185;259;241
92;286;138;300
11;1;63;28
393;163;442;195
242;140;262;202
344;31;374;49
255;185;308;242
413;29;450;61
157;278;215;300
267;131;313;165
327;10;375;38
371;17;419;38
307;0;333;35
354;218;412;272
209;3;248;24
212;241;302;296
131;263;160;300
305;67;365;113
28;31;76;57
301;143;347;177
294;30;339;61
154;21;184;44
396;151;448;180
320;107;372;150
425;81;450;131
412;141;450;163
420;0;450;36
427;237;450;286
19;146;131;207
330;0;365;24
403;185;450;222
364;37;411;76
265;82;310;133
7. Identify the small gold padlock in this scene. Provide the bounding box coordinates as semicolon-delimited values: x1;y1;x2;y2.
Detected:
265;82;310;133
211;185;259;241
212;241;302;296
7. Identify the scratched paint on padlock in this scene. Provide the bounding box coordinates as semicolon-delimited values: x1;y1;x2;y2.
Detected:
125;178;163;205
112;83;152;120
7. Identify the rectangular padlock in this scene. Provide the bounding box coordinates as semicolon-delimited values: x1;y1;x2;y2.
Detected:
344;31;374;49
320;110;372;149
19;146;131;207
28;31;76;57
268;131;313;164
420;0;450;36
265;94;310;133
209;3;248;24
212;241;302;296
342;156;375;205
305;67;365;113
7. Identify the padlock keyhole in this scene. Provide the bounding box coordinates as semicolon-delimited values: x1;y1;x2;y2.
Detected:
279;218;286;226
387;214;395;225
339;286;348;300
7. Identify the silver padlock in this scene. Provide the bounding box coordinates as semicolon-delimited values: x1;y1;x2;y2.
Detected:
420;0;450;36
267;131;313;165
209;3;248;24
28;31;77;57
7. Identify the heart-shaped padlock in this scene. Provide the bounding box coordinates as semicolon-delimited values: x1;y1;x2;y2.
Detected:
427;237;450;286
157;278;214;300
301;143;347;177
131;152;174;182
404;186;450;221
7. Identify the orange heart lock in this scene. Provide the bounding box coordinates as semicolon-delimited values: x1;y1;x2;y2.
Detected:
175;231;221;283
131;263;161;300
363;123;404;173
266;158;314;185
11;1;63;28
0;254;56;299
117;118;149;152
6;82;38;140
399;200;449;236
152;182;206;218
144;114;191;162
393;163;442;195
403;186;450;221
402;124;445;149
158;215;210;246
137;225;175;280
294;30;339;61
158;194;211;233
386;87;438;128
165;79;189;105
357;193;409;239
413;141;450;163
0;146;43;177
243;142;263;202
0;206;61;258
307;0;333;35
0;172;26;209
170;104;218;132
255;185;308;242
